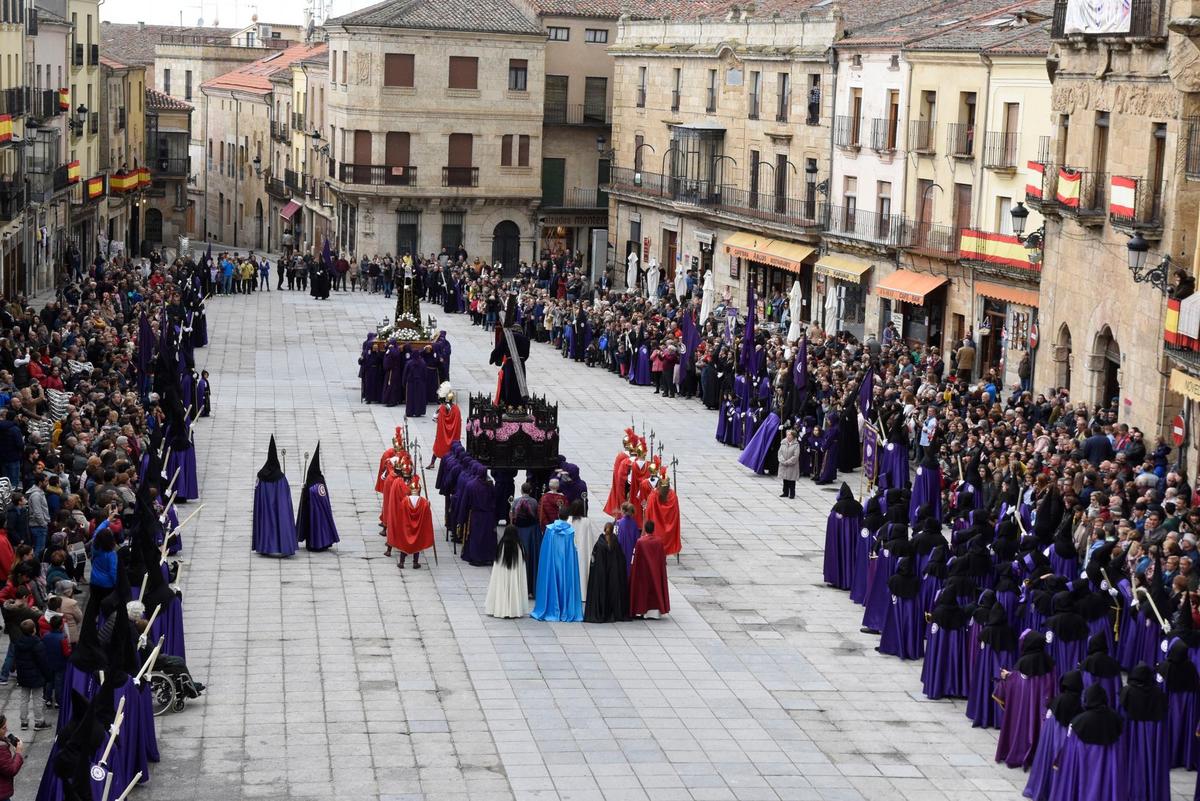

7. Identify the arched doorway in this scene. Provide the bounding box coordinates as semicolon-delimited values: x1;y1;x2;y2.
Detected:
1093;326;1121;409
491;220;520;275
144;208;163;246
1055;324;1072;394
255;199;264;250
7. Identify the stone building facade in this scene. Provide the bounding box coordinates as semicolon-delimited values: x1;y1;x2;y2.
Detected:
607;8;840;313
324;0;545;266
1036;0;1198;436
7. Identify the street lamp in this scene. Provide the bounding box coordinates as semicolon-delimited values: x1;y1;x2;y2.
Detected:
1010;201;1029;236
1009;201;1044;264
1126;232;1170;294
252;154;262;177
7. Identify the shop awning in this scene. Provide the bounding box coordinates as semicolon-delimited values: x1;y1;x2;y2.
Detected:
875;269;947;305
813;253;871;283
279;200;302;220
723;232;814;274
975;280;1039;308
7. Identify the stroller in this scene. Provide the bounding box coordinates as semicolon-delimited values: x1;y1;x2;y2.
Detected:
149;653;206;716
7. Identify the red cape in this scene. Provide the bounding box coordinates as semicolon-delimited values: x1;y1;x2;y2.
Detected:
628;460;649;525
629;534;670;616
433;403;462;458
646;489;681;556
603;453;631;518
375;447;396;493
390;494;434;553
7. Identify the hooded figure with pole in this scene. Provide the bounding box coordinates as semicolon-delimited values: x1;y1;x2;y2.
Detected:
296;444;340;552
252;436;297;557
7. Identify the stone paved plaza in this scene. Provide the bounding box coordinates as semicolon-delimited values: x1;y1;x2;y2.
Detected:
12;286;1194;800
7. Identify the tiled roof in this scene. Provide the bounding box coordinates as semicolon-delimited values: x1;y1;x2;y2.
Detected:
145;87;193;111
328;0;544;34
98;56;127;70
531;0;842;21
202;43;328;95
902;0;1053;52
839;0;1041;46
99;21;239;66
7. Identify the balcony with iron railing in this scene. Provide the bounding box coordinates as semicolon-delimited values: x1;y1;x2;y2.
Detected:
1036;135;1052;164
1051;0;1165;39
27;89;60;121
705;87;716;114
545;187;608;209
776;94;790;123
670;90;680;112
1027;162;1057;208
338;163;416;186
72;44;83;67
605;166;825;231
0;87;28;118
869;117;899;152
824;203;909;248
153;156;189;176
947;123;975;158
544;102;611;126
284;168;304;193
1186;117;1200;179
116;108;126;131
834;115;860;149
0;180;23;222
271;121;289;143
88;44;99;66
909;119;936;154
748;94;760;120
1054;168;1107;219
443;166;478;187
291;111;305;132
805;90;820;125
905;222;962;258
983;131;1019;170
266;176;287;198
1109;176;1166;233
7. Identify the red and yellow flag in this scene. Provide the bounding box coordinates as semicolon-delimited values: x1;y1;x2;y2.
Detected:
66;160;80;183
58;88;69;111
138;166;151;187
110;171;137;193
85;176;104;200
1110;175;1136;218
1025;161;1044;199
1056;168;1081;208
0;115;13;143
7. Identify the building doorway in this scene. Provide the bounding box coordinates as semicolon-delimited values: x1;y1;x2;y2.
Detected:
1094;326;1121;408
144;208;163;246
1055;324;1072;393
491;220;521;275
255;200;264;250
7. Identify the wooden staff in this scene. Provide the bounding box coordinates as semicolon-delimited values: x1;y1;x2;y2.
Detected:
1136;585;1170;633
161;504;204;563
110;771;144;801
134;636;165;685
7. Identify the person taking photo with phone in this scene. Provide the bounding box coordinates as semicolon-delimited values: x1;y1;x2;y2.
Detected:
0;714;25;801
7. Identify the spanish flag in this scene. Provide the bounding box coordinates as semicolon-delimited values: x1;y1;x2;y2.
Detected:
66;160;80;183
138;166;151;187
110;171;137;193
1110;175;1136;218
1056;168;1081;208
86;176;104;200
0;115;13;143
58;88;69;111
1025;161;1044;199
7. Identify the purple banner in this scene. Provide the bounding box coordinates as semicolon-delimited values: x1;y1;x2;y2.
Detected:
861;423;879;484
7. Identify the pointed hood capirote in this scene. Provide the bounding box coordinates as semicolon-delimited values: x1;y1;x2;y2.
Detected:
833;482;862;516
1049;670;1085;726
304;443;325;488
258;435;285;482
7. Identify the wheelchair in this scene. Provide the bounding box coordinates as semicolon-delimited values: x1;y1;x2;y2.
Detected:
148;655;205;716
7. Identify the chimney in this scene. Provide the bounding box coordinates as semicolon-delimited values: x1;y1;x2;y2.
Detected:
138;21;145;30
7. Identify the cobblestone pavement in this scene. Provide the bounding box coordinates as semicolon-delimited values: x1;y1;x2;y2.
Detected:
14;285;1194;800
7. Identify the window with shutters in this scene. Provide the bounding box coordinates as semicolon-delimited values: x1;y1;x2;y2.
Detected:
448;133;473;167
508;59;527;92
385;132;409;166
545;75;568;123
341;50;347;84
501;134;513;167
584;77;607;124
353;130;372;165
384;54;414;88
518;135;530;167
448;56;478;90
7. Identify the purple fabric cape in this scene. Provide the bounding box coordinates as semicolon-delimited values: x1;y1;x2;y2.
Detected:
1022;714;1067;801
994;670;1056;768
460;477;498;566
404;353;429;417
616;516;639;574
1047;734;1126;801
1124;719;1168;801
879;442;910;490
877;594;924;660
967;643;1013;729
861;548;899;632
252;476;297;557
167;443;199;501
298;482;340;551
849;522;875;605
822;505;859;590
921;624;970;699
908;464;942;526
738;412;780;475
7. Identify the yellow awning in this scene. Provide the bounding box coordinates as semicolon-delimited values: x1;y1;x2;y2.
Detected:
723;232;814;274
814;254;872;283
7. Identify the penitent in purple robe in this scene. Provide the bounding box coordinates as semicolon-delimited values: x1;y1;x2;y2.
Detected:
822;484;860;590
878;441;910;490
460;476;498;566
738;412;780;475
616;515;640;575
849;503;882;606
1048;733;1126;801
381;345;405;407
995;632;1057;769
908;459;941;526
296;445;340;552
861;547;900;633
813;416;840;485
1120;662;1169;801
922;617;970;699
252;437;297;557
968;643;1014;728
404;353;429;417
629;345;651;385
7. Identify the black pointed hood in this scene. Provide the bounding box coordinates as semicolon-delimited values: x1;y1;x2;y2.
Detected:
258;436;285;482
833;482;862;516
1048;670;1085;726
1070;684;1123;745
304;443;325;489
1120;662;1168;721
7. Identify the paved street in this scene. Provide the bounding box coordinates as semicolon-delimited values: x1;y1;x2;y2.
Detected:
16;285;1192;801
